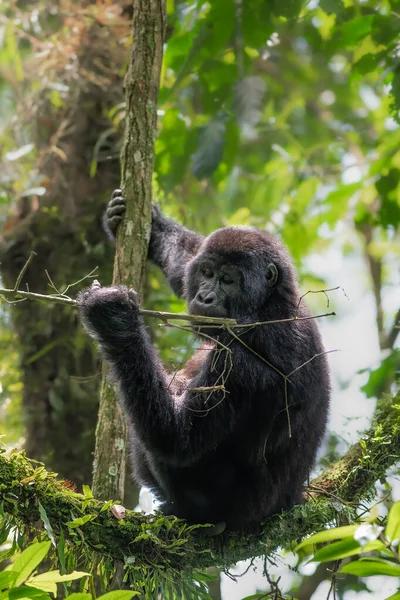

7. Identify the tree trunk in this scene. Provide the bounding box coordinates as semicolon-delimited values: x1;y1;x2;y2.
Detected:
0;17;126;488
91;0;166;501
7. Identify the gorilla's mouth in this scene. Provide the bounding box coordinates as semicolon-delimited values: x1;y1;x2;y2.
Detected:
188;299;229;320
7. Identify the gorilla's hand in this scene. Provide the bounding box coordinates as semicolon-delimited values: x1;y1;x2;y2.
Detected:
104;189;162;241
105;189;126;237
77;281;140;342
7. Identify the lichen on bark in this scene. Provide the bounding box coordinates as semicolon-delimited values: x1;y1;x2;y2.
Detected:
91;0;166;503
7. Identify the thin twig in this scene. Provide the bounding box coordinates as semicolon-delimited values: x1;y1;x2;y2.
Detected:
232;311;336;327
0;287;237;324
297;286;348;310
45;270;59;294
61;267;99;295
13;251;37;292
1;256;337;331
0;288;77;306
326;560;340;600
287;349;338;377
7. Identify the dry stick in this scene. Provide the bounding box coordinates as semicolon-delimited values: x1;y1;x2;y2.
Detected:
1;251;336;325
13;251;37;291
0;286;237;324
297;285;348;310
0;285;335;327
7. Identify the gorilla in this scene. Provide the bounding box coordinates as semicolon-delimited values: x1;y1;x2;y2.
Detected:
78;190;330;532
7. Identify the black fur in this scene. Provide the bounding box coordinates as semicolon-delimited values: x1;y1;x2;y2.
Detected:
78;192;330;532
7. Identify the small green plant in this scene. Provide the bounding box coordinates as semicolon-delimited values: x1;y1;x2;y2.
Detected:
0;540;138;600
295;501;400;600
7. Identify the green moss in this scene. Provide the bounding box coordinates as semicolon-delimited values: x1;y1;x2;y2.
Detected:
1;394;400;588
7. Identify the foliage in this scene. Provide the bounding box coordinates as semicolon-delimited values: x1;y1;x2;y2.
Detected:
153;0;400;387
0;1;398;385
0;393;399;597
295;501;400;600
0;539;139;600
0;0;399;598
0;448;216;598
0;309;23;449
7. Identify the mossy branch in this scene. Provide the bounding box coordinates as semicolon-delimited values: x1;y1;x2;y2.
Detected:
1;394;399;571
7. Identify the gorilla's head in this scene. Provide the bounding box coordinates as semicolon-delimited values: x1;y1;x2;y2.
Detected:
184;226;298;321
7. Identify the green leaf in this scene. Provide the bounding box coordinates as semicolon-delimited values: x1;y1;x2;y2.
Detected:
12;542;51;587
57;529;66;574
0;571;17;589
100;500;114;513
226;207;251;226
8;585;51;599
26;571;89;596
341;558;400;577
362;540;390;554
82;485;93;499
376;169;400;227
320;0;344;15
65;515;97;528
192;572;218;582
38;503;55;547
313;538;361;562
5;24;23;82
295;525;358;552
361;352;399;398
66;595;92;600
386;502;400;543
390;66;400;123
322;182;359;224
385;592;400;600
353;52;385;76
97;592;140;600
336;15;375;48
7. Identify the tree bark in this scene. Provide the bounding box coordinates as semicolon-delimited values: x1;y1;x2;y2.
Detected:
91;0;166;501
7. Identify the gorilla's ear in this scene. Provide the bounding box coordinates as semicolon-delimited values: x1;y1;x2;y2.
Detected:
266;263;278;287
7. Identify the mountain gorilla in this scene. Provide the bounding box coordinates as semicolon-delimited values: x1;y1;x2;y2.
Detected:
78;190;330;533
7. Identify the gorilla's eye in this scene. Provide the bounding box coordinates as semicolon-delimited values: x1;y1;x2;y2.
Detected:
201;267;213;278
221;274;234;284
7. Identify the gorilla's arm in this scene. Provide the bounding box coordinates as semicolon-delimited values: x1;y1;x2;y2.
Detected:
78;284;249;465
148;204;203;297
104;190;204;297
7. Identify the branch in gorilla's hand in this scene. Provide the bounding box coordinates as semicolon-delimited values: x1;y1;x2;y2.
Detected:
0;283;335;327
0;249;336;326
0;285;335;325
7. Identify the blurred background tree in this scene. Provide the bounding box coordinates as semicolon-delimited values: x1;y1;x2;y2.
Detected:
0;0;399;598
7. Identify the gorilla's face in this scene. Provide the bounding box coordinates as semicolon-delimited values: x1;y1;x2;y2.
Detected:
187;259;243;319
185;227;281;323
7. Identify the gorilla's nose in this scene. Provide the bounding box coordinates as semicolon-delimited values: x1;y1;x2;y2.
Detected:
196;291;217;306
